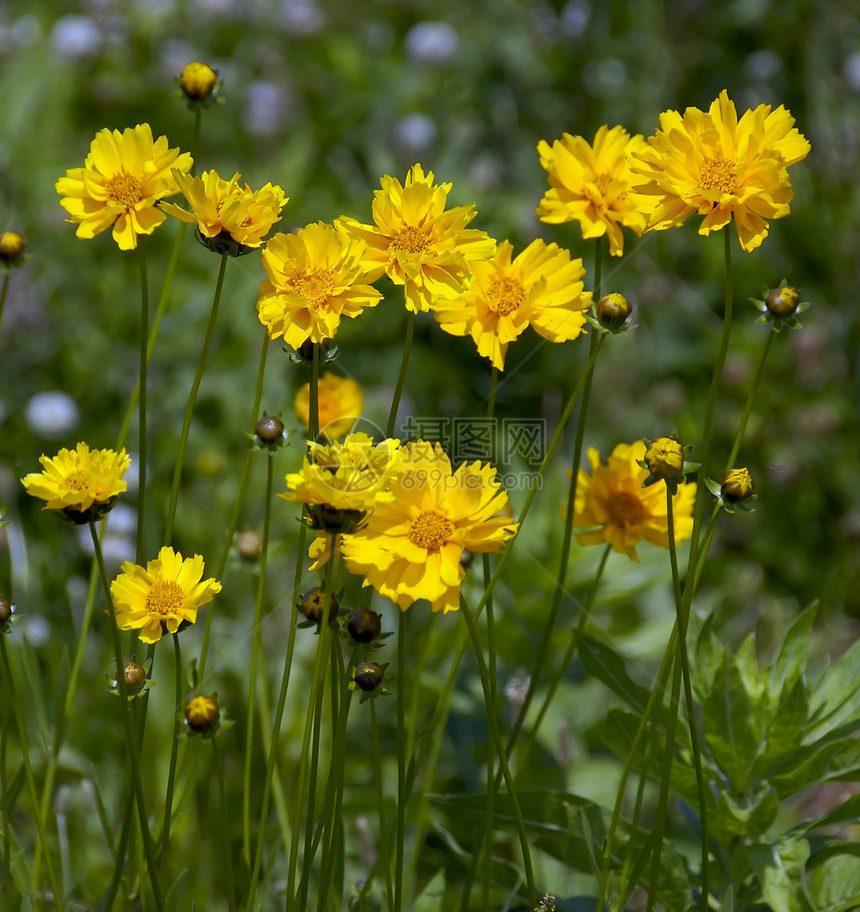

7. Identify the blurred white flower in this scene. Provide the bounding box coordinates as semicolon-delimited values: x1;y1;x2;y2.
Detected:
844;52;860;91
405;22;458;63
244;80;291;136
25;391;79;439
744;49;781;82
561;0;590;38
50;15;102;61
395;113;437;154
280;0;325;35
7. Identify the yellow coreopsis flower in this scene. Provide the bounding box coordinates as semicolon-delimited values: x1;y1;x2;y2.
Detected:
161;169;287;255
110;546;222;644
56;124;193;251
336;164;496;314
537;125;649;257
280;433;402;532
293;371;364;439
565;441;695;562
340;441;518;614
630;90;811;252
257;222;382;349
431;239;592;370
21;443;130;522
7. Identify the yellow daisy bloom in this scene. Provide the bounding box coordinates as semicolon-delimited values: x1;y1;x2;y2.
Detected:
110;546;222;644
257;222;382;349
21;442;130;520
340;441;518;614
55;124;193;251
566;441;695;562
336;164;496;313
630;90;811;252
293;371;364;440
536;125;649;257
280;433;402;532
432;239;592;370
161;169;287;254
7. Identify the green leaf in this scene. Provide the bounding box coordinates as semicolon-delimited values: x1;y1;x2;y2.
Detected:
412;869;446;912
806;851;860;911
165;868;189;912
793;789;860;833
806;637;860;741
746;837;813;912
693;614;726;699
768;602;817;703
770;738;860;797
702;652;761;792
753;678;809;779
577;635;650;713
718;886;734;912
716;783;779;838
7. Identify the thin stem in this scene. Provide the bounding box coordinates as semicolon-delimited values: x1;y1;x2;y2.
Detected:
136;242;149;562
726;328;775;471
1;635;63;907
0;270;10;337
89;524;164;912
199;329;270;683
394;607;409;912
666;486;709;911
692;507;721;594
370;698;396;912
309;343;320;442
213;736;237;912
459;596;535;906
164;252;229;545
387;311;415;438
1;651;8;881
243;452;275;866
160;633;184;877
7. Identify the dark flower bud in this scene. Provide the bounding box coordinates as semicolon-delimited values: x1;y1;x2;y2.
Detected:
299;586;339;624
123;661;148;696
354;661;384;692
184;694;220;732
765;284;800;317
722;468;754;502
255;414;285;444
347;607;382;643
596;293;632;329
0;595;14;629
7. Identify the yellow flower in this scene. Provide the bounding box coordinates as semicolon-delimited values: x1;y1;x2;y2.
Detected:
293;371;364;439
340;441;518;614
630;90;811;252
336;164;496;314
257;222;382;349
536;125;649;257
161;169;287;254
567;441;695;562
110;546;222;644
21;443;130;520
280;433;402;531
432;239;592;370
55;124;193;251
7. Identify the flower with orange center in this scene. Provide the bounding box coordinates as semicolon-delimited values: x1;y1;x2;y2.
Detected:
565;441;695;562
339;441;518;614
293;371;364;439
21;442;130;523
431;238;592;370
630;90;811;252
110;547;222;644
56;124;193;250
336;164;496;313
257;221;382;349
536;125;650;257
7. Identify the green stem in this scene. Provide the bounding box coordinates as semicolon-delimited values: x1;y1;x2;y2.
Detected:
309;343;320;442
243;452;275;866
394;607;409;912
136;241;149;562
692;507;722;594
459;596;535;906
1;650;8;882
199;329;270;683
159;633;184;877
1;635;63;907
370;698;396;912
0;270;10;337
387;311;415;438
213;736;237;912
726;328;775;471
164;252;229;545
90;524;164;912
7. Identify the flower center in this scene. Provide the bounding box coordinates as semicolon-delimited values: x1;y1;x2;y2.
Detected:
106;172;143;209
293;268;335;308
606;491;646;527
145;580;185;617
409;509;454;553
391;226;429;254
698;156;738;194
64;470;89;492
490;276;526;316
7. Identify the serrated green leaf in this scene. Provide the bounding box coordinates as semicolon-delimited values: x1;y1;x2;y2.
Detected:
807;851;860;910
806;638;860;741
734;633;765;703
770;738;860;797
578;635;650;713
768;602;817;705
753;678;809;779
693;614;725;699
702;653;761;792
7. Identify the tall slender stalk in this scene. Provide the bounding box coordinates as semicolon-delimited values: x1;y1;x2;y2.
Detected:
213;736;237;912
394;608;409;912
159;633;184;877
726;328;775;471
370;698;396;912
387;311;415;437
136;242;149;562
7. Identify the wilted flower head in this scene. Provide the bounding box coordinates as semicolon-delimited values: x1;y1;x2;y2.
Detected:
630;90;811;252
432;238;592;370
56;124;193;250
336;164;495;313
537;125;649;257
161;169;287;255
21;443;130;523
